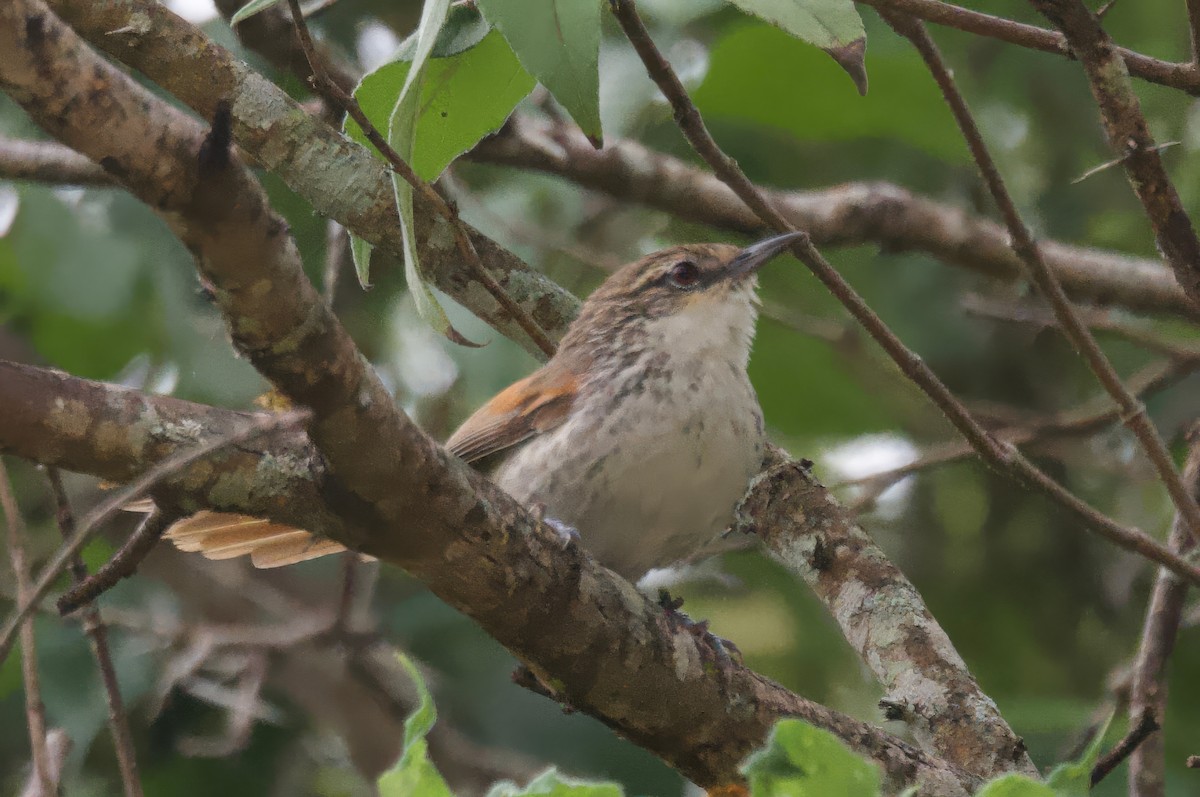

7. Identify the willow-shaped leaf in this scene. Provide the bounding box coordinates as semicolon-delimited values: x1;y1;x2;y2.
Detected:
477;0;603;144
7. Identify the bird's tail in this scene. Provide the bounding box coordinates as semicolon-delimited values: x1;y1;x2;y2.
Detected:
162;511;348;568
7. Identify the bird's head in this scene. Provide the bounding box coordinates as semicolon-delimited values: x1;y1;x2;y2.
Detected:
559;232;803;365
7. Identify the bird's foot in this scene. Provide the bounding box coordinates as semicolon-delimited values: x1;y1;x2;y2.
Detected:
657;589;743;665
529;502;580;549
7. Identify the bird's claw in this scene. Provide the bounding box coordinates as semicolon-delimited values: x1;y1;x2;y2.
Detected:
528;502;580;549
657;589;743;665
544;516;580;549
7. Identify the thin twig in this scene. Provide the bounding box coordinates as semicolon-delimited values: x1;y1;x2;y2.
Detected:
1092;707;1161;786
17;729;70;797
853;0;1200;96
879;14;1200;544
841;359;1199;508
322;219;348;302
43;468;143;797
56;510;174;615
0;409;310;668
284;0;557;358
1189;0;1200;65
332;554;360;635
0;460;53;795
1127;424;1200;796
608;0;1200;590
1073;142;1180;184
1030;0;1200;307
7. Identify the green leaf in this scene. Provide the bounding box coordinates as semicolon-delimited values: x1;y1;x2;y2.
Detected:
741;719;882;796
376;653;454;797
974;775;1057;797
1046;711;1113;796
349;232;373;288
387;0;455;326
477;0;602;143
230;0;285;25
726;0;867;94
485;767;624;797
348;28;536;181
695;23;965;162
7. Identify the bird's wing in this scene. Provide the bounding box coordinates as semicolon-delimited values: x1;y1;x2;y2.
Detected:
446;362;578;464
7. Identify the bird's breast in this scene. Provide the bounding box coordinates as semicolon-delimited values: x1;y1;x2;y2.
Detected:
493;350;764;579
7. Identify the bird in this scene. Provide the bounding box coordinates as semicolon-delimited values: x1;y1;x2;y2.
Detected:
163;232;803;578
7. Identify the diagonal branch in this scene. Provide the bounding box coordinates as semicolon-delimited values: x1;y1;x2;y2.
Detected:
878;13;1200;544
0;461;53;796
43;469;143;797
607;0;1200;776
855;0;1200;95
473;115;1199;322
1127;424;1200;797
1031;0;1200;307
606;0;1200;608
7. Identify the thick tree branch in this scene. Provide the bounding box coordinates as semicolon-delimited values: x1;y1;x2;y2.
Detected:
1031;0;1200;307
0;6;972;789
0;135;112;185
0;361;977;794
736;449;1033;775
473;116;1198;322
47;0;579;358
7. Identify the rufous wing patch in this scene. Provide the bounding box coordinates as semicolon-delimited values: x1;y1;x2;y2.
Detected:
445;361;577;464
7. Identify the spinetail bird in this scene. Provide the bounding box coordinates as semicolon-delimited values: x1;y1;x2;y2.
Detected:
161;233;803;576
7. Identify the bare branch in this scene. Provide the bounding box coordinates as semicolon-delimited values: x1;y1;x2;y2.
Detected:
0;460;53;796
1189;0;1200;65
1127;425;1200;796
0;135;113;185
43;468;143;797
856;0;1200;95
881;13;1200;546
17;729;70;797
1031;0;1200;307
473;115;1198;322
0;407;309;666
1093;707;1161;787
608;0;1200;648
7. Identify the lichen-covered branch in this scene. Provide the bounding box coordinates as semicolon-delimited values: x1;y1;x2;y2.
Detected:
736;448;1032;778
0;361;977;795
473;115;1197;322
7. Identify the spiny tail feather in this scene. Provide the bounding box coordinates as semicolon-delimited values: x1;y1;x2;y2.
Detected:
163;511;351;569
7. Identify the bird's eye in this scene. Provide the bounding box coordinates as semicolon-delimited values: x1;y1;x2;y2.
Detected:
667;261;700;289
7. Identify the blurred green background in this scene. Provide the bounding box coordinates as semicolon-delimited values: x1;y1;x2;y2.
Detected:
2;0;1200;794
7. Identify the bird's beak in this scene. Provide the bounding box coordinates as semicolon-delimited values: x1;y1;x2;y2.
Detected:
726;231;805;278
